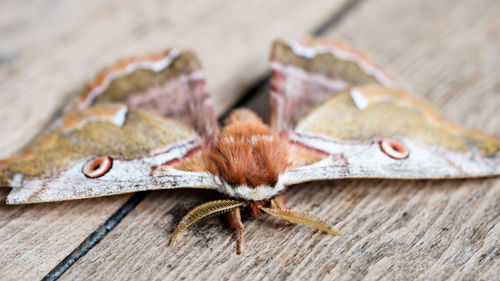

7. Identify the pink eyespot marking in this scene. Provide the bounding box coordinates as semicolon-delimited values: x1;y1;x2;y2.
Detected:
82;156;113;178
379;138;409;160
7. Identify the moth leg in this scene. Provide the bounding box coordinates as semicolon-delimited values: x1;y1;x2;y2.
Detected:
227;207;244;254
270;194;288;210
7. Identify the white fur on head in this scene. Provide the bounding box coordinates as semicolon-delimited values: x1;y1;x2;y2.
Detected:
215;176;286;201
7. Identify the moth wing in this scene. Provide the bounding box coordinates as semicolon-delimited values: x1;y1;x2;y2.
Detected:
269;40;500;185
0;104;217;204
75;49;217;140
1;49;220;204
270;39;397;133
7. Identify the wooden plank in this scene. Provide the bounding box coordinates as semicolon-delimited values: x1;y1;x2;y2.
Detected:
60;0;500;280
0;0;351;280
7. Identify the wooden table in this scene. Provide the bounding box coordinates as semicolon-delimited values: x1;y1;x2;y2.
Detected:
1;0;499;280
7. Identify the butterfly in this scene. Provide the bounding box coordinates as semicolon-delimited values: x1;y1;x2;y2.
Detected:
1;40;499;254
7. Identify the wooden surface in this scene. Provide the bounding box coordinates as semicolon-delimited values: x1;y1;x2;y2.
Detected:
1;0;499;280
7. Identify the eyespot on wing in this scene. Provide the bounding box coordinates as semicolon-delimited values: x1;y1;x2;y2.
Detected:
82;156;113;178
379;138;410;160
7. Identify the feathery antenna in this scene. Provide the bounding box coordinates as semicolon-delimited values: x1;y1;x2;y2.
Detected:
259;206;341;235
171;200;245;245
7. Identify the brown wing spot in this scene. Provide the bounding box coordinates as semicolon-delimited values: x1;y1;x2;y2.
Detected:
380;138;409;160
82;156;113;178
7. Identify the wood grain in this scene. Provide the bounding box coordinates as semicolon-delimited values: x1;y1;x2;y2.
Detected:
0;0;350;280
59;0;500;280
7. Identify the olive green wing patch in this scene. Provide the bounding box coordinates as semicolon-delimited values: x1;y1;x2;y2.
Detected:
296;84;500;157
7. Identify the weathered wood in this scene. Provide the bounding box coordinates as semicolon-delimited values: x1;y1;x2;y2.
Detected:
59;0;500;280
0;191;130;280
0;0;350;280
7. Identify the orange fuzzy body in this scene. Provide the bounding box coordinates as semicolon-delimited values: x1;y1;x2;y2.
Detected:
207;109;291;188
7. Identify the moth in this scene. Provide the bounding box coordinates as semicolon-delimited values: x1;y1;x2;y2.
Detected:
1;40;499;254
